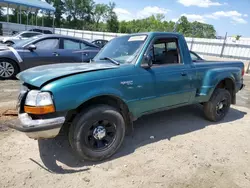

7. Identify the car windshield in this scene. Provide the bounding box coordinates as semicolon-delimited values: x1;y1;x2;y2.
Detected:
11;32;22;37
93;35;147;64
12;37;39;48
12;38;33;48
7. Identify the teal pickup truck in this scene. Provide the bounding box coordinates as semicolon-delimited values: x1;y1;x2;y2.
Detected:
12;32;244;161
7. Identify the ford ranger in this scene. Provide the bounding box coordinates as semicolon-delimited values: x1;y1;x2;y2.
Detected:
11;32;245;161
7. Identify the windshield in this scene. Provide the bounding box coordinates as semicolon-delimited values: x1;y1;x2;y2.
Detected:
12;36;41;48
94;34;147;64
11;32;21;37
12;38;34;48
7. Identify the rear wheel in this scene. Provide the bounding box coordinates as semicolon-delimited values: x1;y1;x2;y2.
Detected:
69;105;125;161
4;41;14;46
0;59;19;79
204;88;231;122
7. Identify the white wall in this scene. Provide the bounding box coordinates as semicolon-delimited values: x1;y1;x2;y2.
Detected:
54;28;250;61
1;22;250;61
0;22;53;35
55;28;126;41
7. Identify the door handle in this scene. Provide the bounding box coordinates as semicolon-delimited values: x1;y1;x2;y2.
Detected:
82;52;88;56
181;72;187;76
52;52;59;56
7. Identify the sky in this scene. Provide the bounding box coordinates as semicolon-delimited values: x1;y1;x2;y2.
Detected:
95;0;250;37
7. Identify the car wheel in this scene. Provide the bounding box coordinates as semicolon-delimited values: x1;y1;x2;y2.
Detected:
0;59;19;79
204;88;231;122
69;105;126;161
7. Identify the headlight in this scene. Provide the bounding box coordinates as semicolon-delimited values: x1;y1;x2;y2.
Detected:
24;90;55;114
25;90;39;106
25;90;53;106
36;92;54;106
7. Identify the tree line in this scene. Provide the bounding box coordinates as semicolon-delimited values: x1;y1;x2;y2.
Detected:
0;0;216;38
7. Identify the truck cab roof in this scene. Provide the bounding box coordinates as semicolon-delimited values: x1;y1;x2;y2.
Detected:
121;32;183;37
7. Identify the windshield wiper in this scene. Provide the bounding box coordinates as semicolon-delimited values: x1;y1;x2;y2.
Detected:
100;57;120;65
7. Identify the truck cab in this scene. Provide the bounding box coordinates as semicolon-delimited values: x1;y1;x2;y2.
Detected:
11;32;244;161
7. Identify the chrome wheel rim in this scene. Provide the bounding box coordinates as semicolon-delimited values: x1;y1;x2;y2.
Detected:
0;62;14;78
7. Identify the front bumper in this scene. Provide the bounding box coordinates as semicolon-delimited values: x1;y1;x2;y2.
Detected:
8;113;65;139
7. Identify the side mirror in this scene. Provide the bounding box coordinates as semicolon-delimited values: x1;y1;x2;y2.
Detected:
143;54;153;68
27;44;36;51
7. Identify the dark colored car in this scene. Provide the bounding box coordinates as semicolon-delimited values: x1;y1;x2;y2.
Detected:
0;34;100;79
92;39;108;48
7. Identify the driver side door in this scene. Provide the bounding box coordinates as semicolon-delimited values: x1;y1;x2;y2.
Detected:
22;38;61;69
138;36;195;113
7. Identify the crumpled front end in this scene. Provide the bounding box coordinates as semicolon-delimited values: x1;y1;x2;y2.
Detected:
8;84;66;139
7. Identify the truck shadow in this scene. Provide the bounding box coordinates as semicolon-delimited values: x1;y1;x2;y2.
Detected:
37;105;247;174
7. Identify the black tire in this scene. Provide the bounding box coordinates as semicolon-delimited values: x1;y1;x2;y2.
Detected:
0;59;19;79
69;105;126;161
204;88;231;122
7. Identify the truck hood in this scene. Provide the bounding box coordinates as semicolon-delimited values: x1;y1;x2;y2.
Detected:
17;63;119;87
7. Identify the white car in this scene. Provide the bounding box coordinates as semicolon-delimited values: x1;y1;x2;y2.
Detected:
0;31;43;46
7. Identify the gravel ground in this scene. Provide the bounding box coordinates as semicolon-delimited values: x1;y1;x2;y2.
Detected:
0;75;249;188
0;80;19;108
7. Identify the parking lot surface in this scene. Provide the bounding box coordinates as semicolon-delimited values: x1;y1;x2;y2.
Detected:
0;76;249;188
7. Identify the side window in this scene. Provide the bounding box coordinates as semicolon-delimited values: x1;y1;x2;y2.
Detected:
35;39;59;50
150;38;180;65
80;42;90;49
20;33;30;38
190;52;199;61
153;43;165;56
21;32;39;38
63;39;80;49
30;33;41;37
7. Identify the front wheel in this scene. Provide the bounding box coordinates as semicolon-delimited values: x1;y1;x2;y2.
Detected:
0;59;19;79
204;88;231;122
69;105;125;161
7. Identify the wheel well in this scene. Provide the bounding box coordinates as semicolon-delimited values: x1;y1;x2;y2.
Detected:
64;95;134;134
4;40;14;44
215;78;236;104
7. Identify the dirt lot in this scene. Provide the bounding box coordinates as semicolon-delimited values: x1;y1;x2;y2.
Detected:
0;75;250;188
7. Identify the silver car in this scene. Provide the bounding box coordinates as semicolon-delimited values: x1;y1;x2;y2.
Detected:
0;31;43;46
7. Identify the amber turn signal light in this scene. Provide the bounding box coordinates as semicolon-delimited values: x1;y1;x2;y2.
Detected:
24;105;55;115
